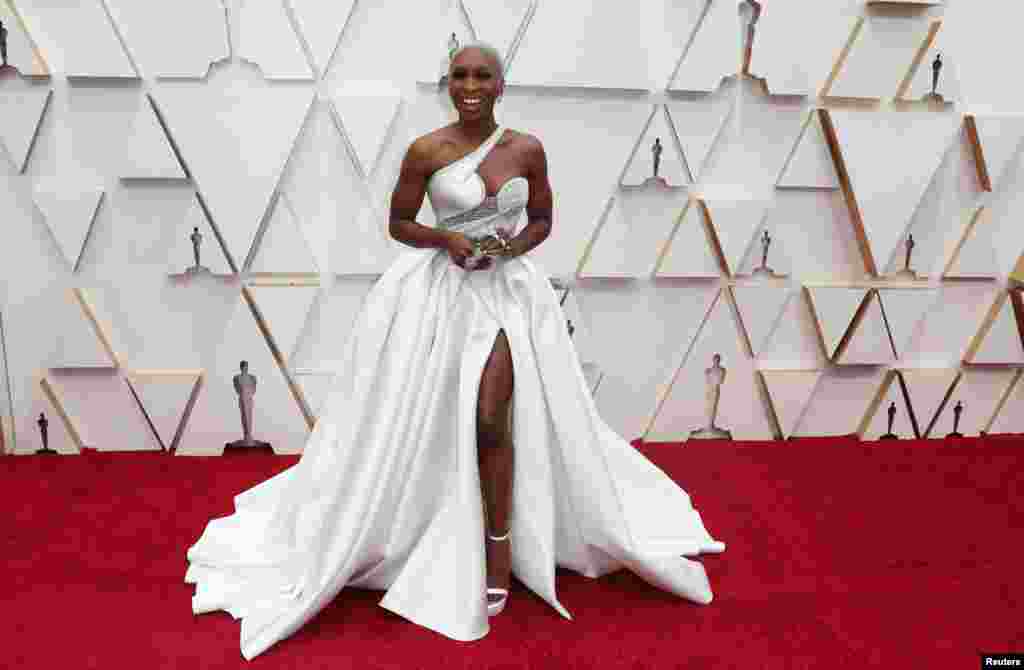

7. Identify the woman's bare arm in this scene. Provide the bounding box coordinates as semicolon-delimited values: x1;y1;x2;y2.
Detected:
504;135;552;258
388;137;454;250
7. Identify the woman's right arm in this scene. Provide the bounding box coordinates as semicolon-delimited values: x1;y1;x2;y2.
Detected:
389;138;477;268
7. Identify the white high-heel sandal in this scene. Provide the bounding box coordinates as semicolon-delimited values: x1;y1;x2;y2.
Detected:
486;530;510;617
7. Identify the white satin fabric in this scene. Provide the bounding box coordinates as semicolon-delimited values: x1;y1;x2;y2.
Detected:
185;126;725;660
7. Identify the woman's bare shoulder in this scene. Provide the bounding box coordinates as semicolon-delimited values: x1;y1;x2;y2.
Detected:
408;126;457;157
503;129;544;157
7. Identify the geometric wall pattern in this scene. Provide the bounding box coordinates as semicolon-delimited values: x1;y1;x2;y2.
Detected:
3;0;1024;456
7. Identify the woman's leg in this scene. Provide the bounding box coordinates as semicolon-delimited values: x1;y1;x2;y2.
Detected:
477;329;514;599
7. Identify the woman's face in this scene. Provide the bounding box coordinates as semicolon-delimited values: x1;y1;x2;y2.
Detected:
448;48;503;122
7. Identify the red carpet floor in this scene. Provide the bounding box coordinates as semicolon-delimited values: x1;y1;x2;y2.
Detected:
3;437;1023;669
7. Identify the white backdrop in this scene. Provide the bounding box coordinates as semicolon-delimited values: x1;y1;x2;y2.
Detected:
2;0;1024;455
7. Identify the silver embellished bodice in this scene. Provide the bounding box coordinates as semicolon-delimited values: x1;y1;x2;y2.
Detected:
426;126;529;241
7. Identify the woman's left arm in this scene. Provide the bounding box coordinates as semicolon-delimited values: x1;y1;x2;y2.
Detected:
504;134;552;258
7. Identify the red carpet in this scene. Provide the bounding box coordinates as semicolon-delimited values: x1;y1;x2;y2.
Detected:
4;437;1022;669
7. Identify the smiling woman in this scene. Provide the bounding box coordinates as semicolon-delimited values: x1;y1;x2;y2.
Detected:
184;41;725;661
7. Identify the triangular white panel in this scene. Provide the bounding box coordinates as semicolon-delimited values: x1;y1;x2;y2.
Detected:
968;297;1024;364
907;283;1003;368
582;190;685;278
987;373;1024;435
760;291;826;368
903;26;958;103
656;203;721;278
19;0;136;77
621;106;688;187
33;181;103;271
293;369;335;421
864;378;910;440
101;0;228;78
289;0;356;74
239;0;313;80
18;379;77;454
794;366;887;437
49;290;115;369
247;284;320;364
777;112;839;189
830;110;958;271
462;0;533;65
126;371;200;450
941;367;1017;436
249;194;318;274
120;96;185;180
760;370;823;438
509;1;704;90
156;84;314;270
329;204;396;275
578;283;718;441
837;292;892;365
877;288;936;359
900;368;959;437
667;95;733;182
48;371;158;451
648;292;774;441
971;116;1024;192
0;85;51;173
880;131;977;280
732;286;792;356
291;278;376;371
702;199;769;276
0;3;49;75
943;1;1024;112
828;16;932;99
701;92;805;188
177;294;308;455
805;287;866;359
330;83;402;180
752;0;862;96
670;0;739;92
167;198;233;276
945;208;999;278
284;102;362;274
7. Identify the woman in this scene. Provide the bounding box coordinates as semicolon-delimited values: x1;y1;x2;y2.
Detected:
185;42;725;660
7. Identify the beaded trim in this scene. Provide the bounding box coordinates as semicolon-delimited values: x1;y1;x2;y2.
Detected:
438;197;499;231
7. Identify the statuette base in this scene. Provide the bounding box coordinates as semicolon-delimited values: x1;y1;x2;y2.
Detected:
945;431;964;439
689;426;733;440
890;268;919;280
642;176;671;189
35;447;58;455
878;432;898;441
185;264;212;277
224;438;273;455
750;265;780;280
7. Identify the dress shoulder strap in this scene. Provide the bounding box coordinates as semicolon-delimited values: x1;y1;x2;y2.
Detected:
460;125;504;172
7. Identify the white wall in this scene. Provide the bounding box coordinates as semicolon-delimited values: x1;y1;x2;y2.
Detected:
2;0;1024;455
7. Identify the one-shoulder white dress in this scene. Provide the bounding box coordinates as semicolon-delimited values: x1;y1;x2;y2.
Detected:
185;126;725;660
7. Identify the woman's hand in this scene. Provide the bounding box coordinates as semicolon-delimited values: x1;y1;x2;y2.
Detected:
477;229;516;258
445;232;493;271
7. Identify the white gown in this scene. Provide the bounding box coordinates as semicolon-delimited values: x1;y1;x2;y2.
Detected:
185;126;726;660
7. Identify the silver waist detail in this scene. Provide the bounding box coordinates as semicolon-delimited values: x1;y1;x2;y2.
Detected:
437;197;500;238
